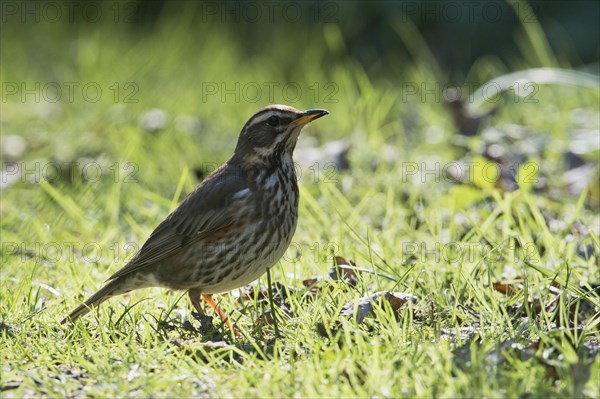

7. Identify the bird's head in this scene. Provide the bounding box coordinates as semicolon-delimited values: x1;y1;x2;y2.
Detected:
232;104;328;166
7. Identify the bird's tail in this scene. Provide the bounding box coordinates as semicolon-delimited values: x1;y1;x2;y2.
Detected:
61;278;124;324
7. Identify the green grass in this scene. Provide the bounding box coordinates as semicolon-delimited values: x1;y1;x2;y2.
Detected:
1;3;599;398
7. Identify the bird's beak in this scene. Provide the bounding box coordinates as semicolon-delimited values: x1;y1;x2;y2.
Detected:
289;109;329;127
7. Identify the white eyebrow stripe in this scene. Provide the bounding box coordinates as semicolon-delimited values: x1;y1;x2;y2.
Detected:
248;111;279;126
247;104;299;126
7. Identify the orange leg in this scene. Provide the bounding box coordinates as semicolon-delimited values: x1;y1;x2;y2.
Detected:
201;294;232;328
188;289;240;336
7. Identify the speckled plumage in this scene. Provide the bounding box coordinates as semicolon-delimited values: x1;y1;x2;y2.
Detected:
63;105;328;324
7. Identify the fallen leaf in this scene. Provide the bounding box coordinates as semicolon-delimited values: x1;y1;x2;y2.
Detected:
329;256;360;287
492;281;523;295
339;291;417;324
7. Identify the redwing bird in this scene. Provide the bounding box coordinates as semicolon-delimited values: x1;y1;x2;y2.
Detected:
62;105;328;325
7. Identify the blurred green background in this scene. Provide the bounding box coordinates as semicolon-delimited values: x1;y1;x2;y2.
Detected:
2;0;598;193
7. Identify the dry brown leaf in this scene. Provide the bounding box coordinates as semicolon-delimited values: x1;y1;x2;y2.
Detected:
339;291;417;324
492;282;523;295
329;256;360;286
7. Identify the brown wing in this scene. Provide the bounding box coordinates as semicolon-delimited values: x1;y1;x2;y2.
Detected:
108;165;249;281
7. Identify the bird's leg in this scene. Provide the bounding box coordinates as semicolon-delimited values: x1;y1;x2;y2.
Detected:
188;289;240;337
188;288;205;315
266;267;280;338
201;294;235;331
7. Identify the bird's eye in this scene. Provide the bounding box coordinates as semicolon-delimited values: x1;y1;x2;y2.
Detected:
266;115;280;127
